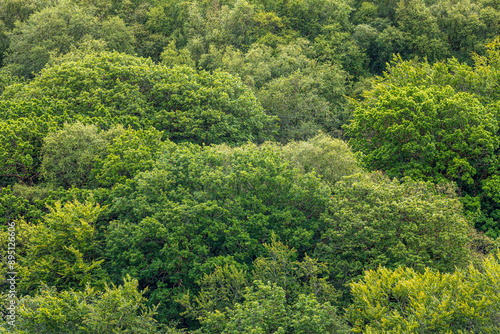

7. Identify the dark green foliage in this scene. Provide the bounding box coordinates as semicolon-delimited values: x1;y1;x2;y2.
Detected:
3;1;135;78
349;0;500;74
0;116;56;186
181;237;349;333
347;43;500;237
196;281;348;334
10;276;158;334
104;142;331;322
258;70;345;141
0;0;53;30
1;0;499;331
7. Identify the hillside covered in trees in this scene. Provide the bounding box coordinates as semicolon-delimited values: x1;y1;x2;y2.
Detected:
1;0;500;332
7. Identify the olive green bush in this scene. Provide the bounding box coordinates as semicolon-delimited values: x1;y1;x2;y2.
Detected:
316;172;474;288
281;133;361;185
40;123;111;189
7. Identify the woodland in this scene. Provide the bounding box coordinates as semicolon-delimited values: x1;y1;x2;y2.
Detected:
1;0;500;332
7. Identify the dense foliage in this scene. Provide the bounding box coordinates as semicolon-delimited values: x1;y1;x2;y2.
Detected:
1;0;500;332
348;39;500;237
347;252;500;333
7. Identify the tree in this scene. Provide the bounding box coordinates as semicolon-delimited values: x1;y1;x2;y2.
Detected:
182;237;348;333
10;276;158;334
281;133;361;186
347;252;500;333
94;126;167;187
104;142;331;322
40;122;111;189
347;84;499;185
316;172;474;289
40;122;163;190
197;281;348;334
346;45;500;237
1;52;276;145
0;200;108;294
0;116;55;186
258;69;346;142
0;52;276;189
3;1;135;78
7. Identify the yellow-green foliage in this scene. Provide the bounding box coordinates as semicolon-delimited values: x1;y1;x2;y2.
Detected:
0;200;108;295
11;275;157;334
347;252;500;333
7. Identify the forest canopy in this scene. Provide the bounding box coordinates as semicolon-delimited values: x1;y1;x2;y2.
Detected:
1;0;500;332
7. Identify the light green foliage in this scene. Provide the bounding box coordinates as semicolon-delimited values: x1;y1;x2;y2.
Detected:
44;36;109;68
0;200;108;294
2;0;500;331
347;252;500;333
0;52;275;189
198;281;288;334
252;237;339;303
105;142;331;322
153;0;258;62
196;281;348;334
183;237;337;317
0;21;8;66
40;122;111;189
1;52;275;145
258;70;337;142
160;40;196;68
316;172;474;287
185;238;347;333
40;122;164;189
204;40;348;141
281;133;362;185
0;68;19;95
210;40;340;91
12;275;158;334
3;1;135;78
251;10;288;48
